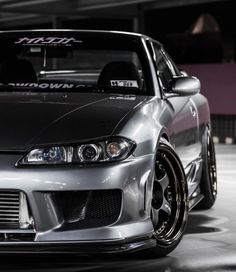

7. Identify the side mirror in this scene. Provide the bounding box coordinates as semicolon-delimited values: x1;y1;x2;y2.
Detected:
166;76;200;98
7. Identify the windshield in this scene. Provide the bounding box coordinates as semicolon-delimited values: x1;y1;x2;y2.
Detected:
0;34;148;95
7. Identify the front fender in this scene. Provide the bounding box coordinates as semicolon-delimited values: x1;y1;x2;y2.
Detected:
113;97;173;157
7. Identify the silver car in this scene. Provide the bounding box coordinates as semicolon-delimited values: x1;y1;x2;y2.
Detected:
0;30;217;256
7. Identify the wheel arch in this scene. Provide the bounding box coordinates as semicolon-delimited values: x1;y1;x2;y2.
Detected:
154;128;171;154
161;132;169;143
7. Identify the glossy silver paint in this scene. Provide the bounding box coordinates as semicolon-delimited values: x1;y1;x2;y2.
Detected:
0;30;211;252
168;76;200;97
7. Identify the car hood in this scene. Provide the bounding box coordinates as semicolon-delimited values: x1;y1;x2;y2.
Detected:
0;92;147;151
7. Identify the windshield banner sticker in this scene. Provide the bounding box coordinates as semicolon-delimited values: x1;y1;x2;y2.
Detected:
7;83;76;89
14;37;83;46
110;80;138;88
2;81;139;90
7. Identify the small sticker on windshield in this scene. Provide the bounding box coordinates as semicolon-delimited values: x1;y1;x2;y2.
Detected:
109;96;136;101
30;47;42;53
110;80;138;88
14;37;83;47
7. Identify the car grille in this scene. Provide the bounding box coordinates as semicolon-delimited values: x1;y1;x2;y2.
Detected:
56;189;122;229
0;192;20;228
0;191;33;230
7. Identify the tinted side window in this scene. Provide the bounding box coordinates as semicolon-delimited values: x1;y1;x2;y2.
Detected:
154;48;173;91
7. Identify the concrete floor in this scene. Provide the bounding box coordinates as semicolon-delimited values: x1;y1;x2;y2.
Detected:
1;144;236;271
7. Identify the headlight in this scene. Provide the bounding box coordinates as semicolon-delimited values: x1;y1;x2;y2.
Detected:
19;137;136;165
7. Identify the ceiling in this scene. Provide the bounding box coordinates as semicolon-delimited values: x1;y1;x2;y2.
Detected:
0;0;229;28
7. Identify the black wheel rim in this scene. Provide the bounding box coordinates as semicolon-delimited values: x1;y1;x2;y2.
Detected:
207;131;217;199
151;145;188;245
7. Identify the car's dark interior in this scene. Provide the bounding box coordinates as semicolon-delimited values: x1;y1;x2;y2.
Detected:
0;58;38;84
0;43;146;94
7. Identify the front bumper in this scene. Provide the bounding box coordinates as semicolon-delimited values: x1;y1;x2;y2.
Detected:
0;236;156;254
0;153;155;252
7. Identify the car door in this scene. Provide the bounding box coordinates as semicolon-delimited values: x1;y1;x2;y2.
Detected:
152;43;201;171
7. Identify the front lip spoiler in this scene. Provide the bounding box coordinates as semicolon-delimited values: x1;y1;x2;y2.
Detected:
0;237;156;254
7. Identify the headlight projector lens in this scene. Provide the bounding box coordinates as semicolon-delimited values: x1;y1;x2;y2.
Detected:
78;144;101;162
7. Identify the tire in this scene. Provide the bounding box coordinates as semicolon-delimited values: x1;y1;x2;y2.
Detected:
144;138;189;257
197;128;217;209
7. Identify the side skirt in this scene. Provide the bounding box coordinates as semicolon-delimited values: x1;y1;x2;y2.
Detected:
185;157;204;210
189;193;204;211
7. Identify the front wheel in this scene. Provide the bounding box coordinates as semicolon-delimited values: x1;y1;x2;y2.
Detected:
146;139;189;257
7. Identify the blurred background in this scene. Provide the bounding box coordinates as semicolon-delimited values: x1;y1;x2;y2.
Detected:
0;0;235;143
